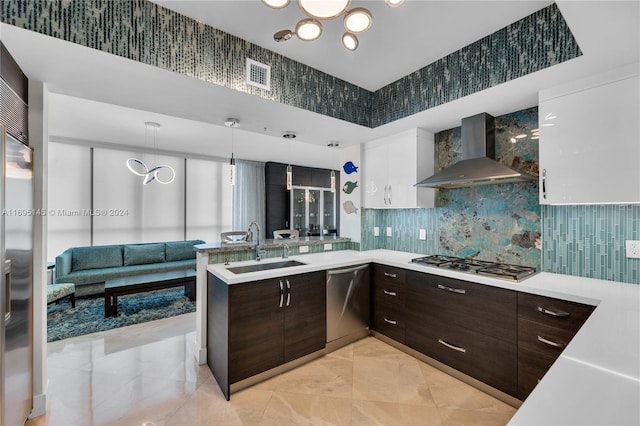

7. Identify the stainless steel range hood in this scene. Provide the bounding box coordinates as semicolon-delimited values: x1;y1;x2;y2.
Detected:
415;113;536;188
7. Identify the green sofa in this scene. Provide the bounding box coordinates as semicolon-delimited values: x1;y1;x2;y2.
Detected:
55;240;205;297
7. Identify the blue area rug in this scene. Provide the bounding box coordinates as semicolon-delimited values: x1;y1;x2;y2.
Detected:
47;287;195;342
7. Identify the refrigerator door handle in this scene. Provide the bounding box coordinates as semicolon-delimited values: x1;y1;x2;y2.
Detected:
4;259;11;323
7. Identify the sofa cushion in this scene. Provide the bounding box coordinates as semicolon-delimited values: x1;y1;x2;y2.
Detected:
165;240;200;262
124;243;166;266
72;245;123;271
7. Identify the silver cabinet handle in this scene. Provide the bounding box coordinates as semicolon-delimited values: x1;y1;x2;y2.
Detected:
383;290;397;296
437;284;466;294
388;185;392;205
285;279;291;306
383;317;397;325
537;306;570;318
383;185;389;205
537;335;566;348
542;169;547;199
383;272;397;278
279;280;284;308
438;339;466;353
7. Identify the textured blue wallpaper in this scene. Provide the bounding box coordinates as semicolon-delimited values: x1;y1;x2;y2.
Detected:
2;1;580;128
371;4;581;127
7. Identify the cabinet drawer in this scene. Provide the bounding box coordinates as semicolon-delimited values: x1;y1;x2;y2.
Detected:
406;272;517;342
518;346;557;400
406;316;517;396
374;280;405;309
518;318;577;357
518;293;594;332
374;306;405;344
374;264;406;285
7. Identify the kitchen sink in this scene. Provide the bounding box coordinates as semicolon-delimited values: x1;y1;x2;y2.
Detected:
226;260;306;274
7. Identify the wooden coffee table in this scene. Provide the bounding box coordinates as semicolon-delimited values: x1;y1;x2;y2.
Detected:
104;269;196;318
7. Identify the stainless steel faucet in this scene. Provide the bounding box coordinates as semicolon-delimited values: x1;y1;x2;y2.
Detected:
283;243;290;259
246;221;266;261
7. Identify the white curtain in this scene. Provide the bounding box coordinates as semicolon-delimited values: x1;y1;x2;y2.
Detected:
233;160;266;241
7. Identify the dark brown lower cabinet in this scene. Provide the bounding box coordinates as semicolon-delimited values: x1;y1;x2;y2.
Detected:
372;265;407;343
404;270;518;397
517;292;595;400
208;270;326;399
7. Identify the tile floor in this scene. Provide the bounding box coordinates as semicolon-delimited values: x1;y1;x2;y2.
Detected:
27;313;516;425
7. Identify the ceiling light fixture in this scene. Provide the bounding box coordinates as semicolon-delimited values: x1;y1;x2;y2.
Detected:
298;0;351;19
385;0;404;7
295;18;322;41
261;0;291;9
225;118;240;186
283;131;296;190
264;0;402;51
327;141;339;193
126;122;175;185
344;8;372;33
342;32;358;51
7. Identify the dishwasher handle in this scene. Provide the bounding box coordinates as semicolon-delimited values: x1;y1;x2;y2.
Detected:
327;264;369;276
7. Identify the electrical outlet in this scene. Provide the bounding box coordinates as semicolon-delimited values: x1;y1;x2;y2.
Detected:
626;240;640;258
299;245;309;253
324;243;333;251
374;226;380;236
386;227;392;237
419;229;427;240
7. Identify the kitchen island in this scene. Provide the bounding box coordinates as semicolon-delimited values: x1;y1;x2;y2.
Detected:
205;249;639;425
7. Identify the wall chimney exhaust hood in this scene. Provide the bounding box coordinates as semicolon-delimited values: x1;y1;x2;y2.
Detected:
415;113;536;188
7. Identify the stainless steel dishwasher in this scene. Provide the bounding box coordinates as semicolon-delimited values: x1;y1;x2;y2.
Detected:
326;264;370;345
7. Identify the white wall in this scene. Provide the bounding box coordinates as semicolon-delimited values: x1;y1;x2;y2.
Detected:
339;144;362;243
28;80;48;419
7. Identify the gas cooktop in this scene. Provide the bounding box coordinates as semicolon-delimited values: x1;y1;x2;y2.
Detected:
410;255;536;282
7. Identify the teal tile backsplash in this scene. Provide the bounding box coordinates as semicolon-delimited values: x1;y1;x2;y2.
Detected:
362;105;639;284
542;205;640;284
362;107;541;270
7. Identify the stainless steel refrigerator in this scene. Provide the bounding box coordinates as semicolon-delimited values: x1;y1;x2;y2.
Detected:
0;125;34;426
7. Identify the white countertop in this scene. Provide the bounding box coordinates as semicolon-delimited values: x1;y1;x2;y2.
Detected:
207;249;640;425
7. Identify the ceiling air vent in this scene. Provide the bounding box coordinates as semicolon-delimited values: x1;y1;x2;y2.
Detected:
246;58;271;91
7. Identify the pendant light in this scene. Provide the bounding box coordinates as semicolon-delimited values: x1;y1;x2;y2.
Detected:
225;118;240;186
126;122;175;185
283;131;296;190
327;141;339;192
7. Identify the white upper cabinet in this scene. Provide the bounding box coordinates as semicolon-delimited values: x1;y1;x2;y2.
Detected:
538;64;640;204
363;128;435;209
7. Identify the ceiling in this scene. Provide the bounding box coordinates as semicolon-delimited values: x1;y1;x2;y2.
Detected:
1;1;638;168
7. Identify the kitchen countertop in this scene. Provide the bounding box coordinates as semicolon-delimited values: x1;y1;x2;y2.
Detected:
207;249;640;425
195;236;351;253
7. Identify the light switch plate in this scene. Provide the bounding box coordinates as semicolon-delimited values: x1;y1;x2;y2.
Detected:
374;226;380;236
419;229;427;240
386;227;392;237
626;240;640;258
299;245;309;253
324;243;333;251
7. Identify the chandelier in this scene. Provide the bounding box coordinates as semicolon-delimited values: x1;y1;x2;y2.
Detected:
126;122;176;185
263;0;404;51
